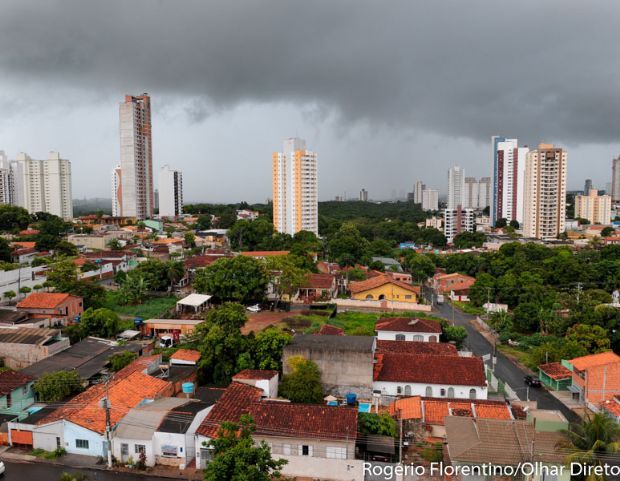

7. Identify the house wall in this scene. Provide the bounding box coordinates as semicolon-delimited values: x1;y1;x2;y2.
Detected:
195;434;212;469
373;381;488;400
351;284;418;303
0;337;70;369
376;331;439;342
32;421;64;452
153;431;186;467
275;455;364;481
0;382;35;413
333;299;431;312
113;436;154;466
63;421;106;457
23;297;83;321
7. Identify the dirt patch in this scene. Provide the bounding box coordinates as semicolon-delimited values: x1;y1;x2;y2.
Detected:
241;310;292;334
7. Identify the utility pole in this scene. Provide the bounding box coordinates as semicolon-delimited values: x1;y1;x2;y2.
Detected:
102;376;113;468
398;408;403;465
576;282;583;304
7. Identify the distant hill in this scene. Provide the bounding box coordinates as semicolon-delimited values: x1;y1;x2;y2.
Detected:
73;198;112;216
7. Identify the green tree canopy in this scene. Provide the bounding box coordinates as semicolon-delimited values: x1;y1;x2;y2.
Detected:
194;256;268;303
358;412;397;437
80;308;120;338
109;351;138;371
34;370;83;402
279;356;323;403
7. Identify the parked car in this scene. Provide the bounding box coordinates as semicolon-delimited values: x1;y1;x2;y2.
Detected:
159;335;174;348
524;375;541;387
0;460;5;475
246;304;261;313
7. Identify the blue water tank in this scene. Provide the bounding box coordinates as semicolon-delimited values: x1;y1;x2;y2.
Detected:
345;392;357;405
182;382;194;394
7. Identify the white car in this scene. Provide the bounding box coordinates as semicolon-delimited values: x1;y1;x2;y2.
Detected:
246;304;261;313
0;460;5;475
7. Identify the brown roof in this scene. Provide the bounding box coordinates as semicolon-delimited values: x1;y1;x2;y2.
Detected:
374;353;486;386
539;362;572;380
375;340;457;356
349;275;420;294
422;398;513;426
232;369;278;381
240;251;290;257
248;402;358;441
569;351;620;371
302;273;335;289
17;293;79;309
184;255;224;269
375;317;442;334
388;396;422;420
196;382;263;438
0;370;34;396
317;324;345;336
170;349;201;363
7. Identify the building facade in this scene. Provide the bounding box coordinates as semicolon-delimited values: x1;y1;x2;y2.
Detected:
523;144;567;239
119;94;154;220
491;137;528;225
574;189;611;225
464;177;479;209
447;166;465;210
421;189;438;211
272;138;318;235
11;152;73;219
0;151;12;205
444;208;475;244
158;165;183;218
612;156;620;203
359;188;368;202
111;165;122;217
414;181;426;204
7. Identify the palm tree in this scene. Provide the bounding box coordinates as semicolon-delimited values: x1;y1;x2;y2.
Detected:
563;412;620;481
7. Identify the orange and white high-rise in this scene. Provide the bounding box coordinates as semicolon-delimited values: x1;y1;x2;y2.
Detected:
272;138;318;236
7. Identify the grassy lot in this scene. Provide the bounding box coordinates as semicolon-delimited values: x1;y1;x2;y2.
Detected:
452;301;485;316
103;292;178;319
284;310;443;336
497;344;531;367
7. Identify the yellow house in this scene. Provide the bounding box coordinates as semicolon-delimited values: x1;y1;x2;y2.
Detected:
349;275;420;303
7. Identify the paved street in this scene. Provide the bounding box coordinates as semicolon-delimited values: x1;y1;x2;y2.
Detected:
433;303;580;422
0;461;187;481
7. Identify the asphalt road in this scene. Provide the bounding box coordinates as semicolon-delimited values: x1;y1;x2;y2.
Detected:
0;461;180;481
433;303;580;422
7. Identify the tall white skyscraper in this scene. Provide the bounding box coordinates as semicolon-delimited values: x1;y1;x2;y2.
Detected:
523;144;567;239
491;137;529;225
478;177;491;210
447;166;465;209
444;208;475;244
464;177;479;209
612;156;620;203
272;138;318;235
421;189;439;211
111;165;122;217
158;165;183;218
414;181;426;204
119;94;153;220
0;151;12;205
12;151;73;219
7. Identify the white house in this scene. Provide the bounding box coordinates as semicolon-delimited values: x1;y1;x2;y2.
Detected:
375;317;442;342
231;370;279;399
373;353;488;400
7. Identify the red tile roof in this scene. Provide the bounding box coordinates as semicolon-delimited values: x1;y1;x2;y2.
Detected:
19;229;40;236
539;362;572;380
375;317;442;334
11;241;36;249
248;402;358;441
0;370;34;397
374;353;486;386
349;275;420;295
240;251;290;257
317;324;345;336
422;398;512;425
232;369;278;381
184;255;225;269
388;396;422;420
569;351;620;371
302;273;335;289
170;349;201;363
474;403;513;420
601;398;620;417
17;293;78;309
423;399;450;424
375;340;457;356
196;382;263;438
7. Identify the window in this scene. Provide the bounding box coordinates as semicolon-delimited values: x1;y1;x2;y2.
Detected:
326;446;347;459
429;335;438;343
404;295;412;299
440;388;446;397
469;389;477;400
404;385;411;396
413;335;424;341
299;445;313;456
396;386;402;395
75;439;89;449
395;334;405;341
365;294;374;300
135;444;146;454
425;386;433;397
121;444;129;456
447;387;455;398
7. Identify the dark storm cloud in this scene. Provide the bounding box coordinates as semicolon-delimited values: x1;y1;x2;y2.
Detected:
1;0;620;145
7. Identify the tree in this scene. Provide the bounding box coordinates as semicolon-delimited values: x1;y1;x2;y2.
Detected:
495;218;507;228
565;324;611;353
403;253;435;283
109;351;138;371
468;273;496;307
194;256;269;304
358;412;397;437
453;231;486;249
118;275;149;304
196;214;212;230
264;256;308;306
80;308;120;338
34;370;83;402
0;238;12;263
4;290;16;301
252;328;292;371
327;223;370;266
227;218;276;251
184;231;196;248
130;259;185;292
204;414;287;481
55;241;79;257
512;302;541;333
562;412;620;481
107;238;122;250
0;205;32;232
601;226;615;238
442;325;467;348
46;260;79;292
279;356;323;403
509;219;520;229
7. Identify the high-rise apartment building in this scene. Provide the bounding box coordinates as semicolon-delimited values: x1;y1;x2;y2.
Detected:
414;181;426;204
523;144;567;239
612;157;620;203
0;151;12;205
119;94;153;220
584;179;593;195
478;177;491;209
421;189;439;211
11;151;73;219
158;165;183;218
575;189;611;225
447;166;465;210
111;165;122;217
272;138;318;235
491;137;529;225
464;177;479;209
444;208;475;244
359;188;368;202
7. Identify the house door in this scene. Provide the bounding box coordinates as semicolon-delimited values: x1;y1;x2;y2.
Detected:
121;443;129;463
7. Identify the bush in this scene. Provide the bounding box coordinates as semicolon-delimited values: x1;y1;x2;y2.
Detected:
420;443;443;462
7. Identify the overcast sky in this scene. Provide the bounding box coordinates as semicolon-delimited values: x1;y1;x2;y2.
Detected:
1;0;619;202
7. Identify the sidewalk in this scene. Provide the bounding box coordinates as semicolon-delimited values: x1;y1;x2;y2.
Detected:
0;447;203;480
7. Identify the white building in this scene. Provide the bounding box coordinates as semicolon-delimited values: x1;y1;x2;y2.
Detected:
444;207;475;244
575;189;611;225
421;188;439;211
272;138;318;235
158;165;183;218
478;177;491;209
375;317;442;342
111;165;122;217
491;138;529;225
414;181;426;204
0;151;12;205
11;151;73;219
119;94;154;220
464;177;492;210
523;144;567;240
612;156;620;203
447;166;465;210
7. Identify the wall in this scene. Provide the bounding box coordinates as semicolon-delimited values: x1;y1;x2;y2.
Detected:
376;331;438;342
0;337;70;369
0;382;35;413
0;266;47;300
153;431;186;467
113;436;155;467
372;381;488;400
351;284;418;303
63;421;106;457
333;299;431;312
32;420;64;452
